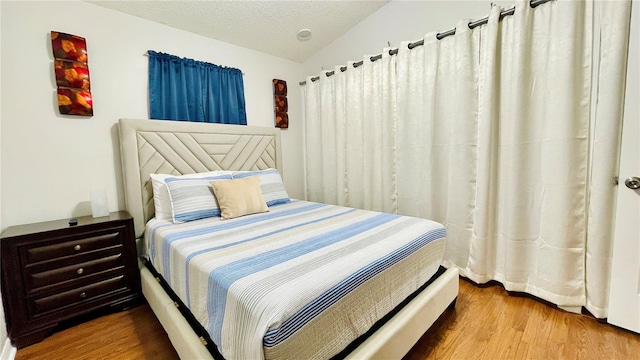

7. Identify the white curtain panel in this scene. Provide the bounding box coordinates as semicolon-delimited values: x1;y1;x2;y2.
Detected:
464;0;593;307
396;20;480;269
303;0;631;316
304;51;397;212
304;70;343;205
345;51;397;212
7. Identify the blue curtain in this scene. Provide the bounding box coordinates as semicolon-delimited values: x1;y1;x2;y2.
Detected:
148;50;247;125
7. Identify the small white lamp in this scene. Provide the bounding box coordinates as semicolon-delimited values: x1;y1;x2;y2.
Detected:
90;188;109;217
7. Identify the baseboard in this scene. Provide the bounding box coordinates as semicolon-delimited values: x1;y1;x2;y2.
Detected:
0;338;16;360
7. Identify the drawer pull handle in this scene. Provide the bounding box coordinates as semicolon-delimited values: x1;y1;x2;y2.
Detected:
80;292;87;298
76;268;84;275
74;245;81;251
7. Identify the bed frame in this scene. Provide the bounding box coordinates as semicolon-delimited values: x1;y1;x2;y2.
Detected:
118;118;459;359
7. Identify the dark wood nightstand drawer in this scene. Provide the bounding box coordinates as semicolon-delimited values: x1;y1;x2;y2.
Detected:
1;211;142;348
30;275;128;317
25;253;125;292
23;229;124;265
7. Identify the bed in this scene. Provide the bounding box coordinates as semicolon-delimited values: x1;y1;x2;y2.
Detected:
118;118;459;359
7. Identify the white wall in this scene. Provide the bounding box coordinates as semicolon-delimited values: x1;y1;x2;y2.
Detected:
0;2;10;358
303;0;496;75
0;0;305;229
0;1;12;356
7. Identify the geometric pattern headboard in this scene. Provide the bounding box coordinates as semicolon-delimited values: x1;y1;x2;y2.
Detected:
118;118;282;238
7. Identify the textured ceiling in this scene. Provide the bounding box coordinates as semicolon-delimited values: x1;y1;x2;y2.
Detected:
87;1;389;63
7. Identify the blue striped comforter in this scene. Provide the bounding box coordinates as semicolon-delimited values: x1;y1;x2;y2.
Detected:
144;200;446;360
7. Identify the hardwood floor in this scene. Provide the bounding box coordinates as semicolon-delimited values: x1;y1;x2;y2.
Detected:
15;278;640;360
404;279;640;360
14;304;178;360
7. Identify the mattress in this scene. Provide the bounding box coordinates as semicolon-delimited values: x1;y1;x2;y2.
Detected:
144;200;446;360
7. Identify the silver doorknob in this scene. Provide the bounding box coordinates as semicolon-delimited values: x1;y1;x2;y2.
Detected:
625;177;640;189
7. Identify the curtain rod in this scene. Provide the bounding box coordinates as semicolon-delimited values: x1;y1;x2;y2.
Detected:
144;51;245;75
299;0;553;86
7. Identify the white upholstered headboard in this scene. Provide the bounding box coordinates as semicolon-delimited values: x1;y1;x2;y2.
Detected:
118;118;283;238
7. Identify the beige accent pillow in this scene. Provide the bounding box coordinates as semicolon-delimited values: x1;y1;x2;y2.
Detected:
210;176;269;219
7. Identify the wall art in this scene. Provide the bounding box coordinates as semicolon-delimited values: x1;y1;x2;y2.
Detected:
56;88;93;116
273;79;288;128
54;60;90;89
51;31;93;116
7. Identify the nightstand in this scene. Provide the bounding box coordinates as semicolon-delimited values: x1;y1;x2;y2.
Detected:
0;211;142;348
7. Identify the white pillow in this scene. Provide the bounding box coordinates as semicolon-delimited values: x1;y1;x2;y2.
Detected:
150;171;232;220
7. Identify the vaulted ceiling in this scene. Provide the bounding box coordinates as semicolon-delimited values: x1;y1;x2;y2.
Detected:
87;1;389;63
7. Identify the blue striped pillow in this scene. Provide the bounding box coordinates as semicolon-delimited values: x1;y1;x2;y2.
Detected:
165;174;232;223
232;169;290;206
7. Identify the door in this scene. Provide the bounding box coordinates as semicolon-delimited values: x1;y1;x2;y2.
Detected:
608;2;640;333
